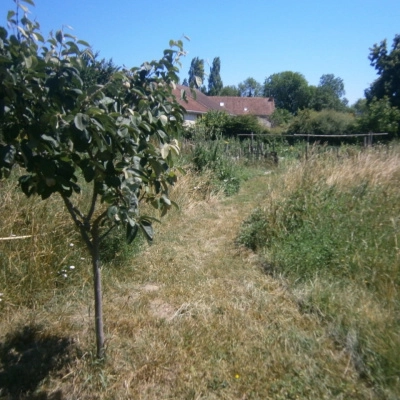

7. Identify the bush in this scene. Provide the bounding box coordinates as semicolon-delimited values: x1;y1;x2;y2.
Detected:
287;109;356;136
224;114;268;138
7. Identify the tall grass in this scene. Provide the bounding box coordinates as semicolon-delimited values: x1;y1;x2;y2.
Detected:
237;145;400;397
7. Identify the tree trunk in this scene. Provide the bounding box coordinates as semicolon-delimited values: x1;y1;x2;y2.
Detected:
91;229;105;358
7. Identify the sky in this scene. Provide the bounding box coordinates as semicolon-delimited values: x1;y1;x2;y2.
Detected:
1;0;400;105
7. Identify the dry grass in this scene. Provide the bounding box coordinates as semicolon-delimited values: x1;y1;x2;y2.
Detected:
237;146;400;398
0;162;382;399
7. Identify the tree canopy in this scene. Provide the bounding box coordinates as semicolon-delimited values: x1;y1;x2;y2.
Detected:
188;56;205;90
219;85;240;96
309;74;348;112
208;57;223;95
263;71;311;114
366;34;400;108
238;77;263;97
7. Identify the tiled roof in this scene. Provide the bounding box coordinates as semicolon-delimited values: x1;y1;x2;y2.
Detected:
172;85;219;114
212;96;275;117
172;85;275;117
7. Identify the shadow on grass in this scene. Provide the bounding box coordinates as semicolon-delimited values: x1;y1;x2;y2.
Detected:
0;324;73;399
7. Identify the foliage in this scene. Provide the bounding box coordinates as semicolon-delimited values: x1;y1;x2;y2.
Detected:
269;108;293;128
219;85;240;96
191;140;240;196
207;57;223;95
0;0;185;358
197;110;230;139
80;52;120;89
263;71;311;114
366;34;400;108
188;56;205;90
356;96;400;138
309;74;349;112
319;73;346;98
224;114;267;138
351;98;368;116
286;109;356;136
238;77;263;97
185;111;267;140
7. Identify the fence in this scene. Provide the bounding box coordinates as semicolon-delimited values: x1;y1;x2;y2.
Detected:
181;132;389;164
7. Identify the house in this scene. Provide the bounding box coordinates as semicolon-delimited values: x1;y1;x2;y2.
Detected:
172;85;275;127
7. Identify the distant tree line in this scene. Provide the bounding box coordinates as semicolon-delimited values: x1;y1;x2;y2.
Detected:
183;35;400;137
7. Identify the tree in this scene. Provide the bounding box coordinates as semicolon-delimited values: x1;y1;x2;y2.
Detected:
351;98;368;116
80;52;120;89
309;74;348;112
366;34;400;108
238;77;262;97
188;56;205;90
319;74;345;98
207;57;223;95
0;1;185;358
356;97;400;137
263;71;311;114
219;85;240;96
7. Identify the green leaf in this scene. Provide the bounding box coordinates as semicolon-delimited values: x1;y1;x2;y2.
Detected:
161;194;171;207
74;113;90;131
139;219;154;242
7;11;16;20
170;200;179;210
77;39;90;47
20;0;35;5
41;134;58;147
55;30;64;44
107;206;118;220
17;3;29;12
82;164;95;182
0;145;16;167
126;223;139;244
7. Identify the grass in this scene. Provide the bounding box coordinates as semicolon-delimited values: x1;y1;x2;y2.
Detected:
0;146;397;398
237;145;400;398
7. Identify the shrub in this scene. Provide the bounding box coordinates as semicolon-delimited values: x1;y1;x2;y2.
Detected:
287;109;356;136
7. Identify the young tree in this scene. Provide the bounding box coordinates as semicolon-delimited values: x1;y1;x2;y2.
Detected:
207;57;223;95
188;56;205;89
366;34;400;108
238;77;262;97
0;1;185;358
263;71;311;114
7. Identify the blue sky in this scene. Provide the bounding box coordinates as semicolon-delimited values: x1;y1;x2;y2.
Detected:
1;0;399;105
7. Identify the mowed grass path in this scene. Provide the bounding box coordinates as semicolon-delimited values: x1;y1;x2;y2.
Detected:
81;174;375;399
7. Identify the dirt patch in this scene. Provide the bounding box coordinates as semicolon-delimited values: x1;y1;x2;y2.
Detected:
149;299;175;320
141;284;160;293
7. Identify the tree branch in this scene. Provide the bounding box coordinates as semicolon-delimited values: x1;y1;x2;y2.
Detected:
61;194;92;251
